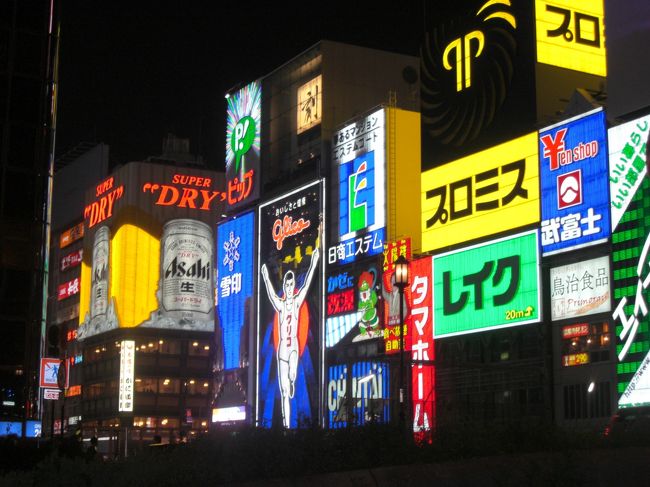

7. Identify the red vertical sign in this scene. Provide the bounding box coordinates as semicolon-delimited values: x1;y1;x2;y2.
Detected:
382;238;412;354
409;256;435;441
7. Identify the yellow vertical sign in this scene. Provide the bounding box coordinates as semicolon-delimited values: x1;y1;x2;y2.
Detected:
535;0;606;76
421;132;540;252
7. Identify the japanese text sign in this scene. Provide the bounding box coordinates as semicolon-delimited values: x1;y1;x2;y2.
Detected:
226;81;261;210
118;340;135;412
612;176;650;408
330;108;386;265
433;230;540;338
59;223;84;249
325;261;383;348
217;211;255;370
57;278;80;301
539;109;610;255
409;257;435;439
550;256;610;321
256;180;324;429
421;132;539;252
608;114;650;230
535;0;606;77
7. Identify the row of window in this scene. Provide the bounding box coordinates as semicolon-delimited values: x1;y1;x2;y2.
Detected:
563;381;611;420
84;339;211;364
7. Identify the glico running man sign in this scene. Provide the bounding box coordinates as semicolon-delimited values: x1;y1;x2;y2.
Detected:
256;180;324;428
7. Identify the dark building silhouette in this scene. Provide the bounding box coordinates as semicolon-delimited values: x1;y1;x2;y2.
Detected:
0;0;59;427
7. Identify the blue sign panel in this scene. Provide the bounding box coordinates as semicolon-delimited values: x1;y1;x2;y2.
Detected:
539;109;610;255
335;152;385;265
0;421;21;437
329;108;386;267
327;361;389;428
217;211;254;370
25;420;41;438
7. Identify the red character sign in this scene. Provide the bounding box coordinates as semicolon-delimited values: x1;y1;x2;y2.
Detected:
227;169;255;206
409;257;435;442
142;173;226;210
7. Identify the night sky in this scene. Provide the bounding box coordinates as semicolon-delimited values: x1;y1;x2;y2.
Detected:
56;1;425;170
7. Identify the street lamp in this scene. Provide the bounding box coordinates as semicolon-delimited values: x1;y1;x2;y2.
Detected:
393;255;409;433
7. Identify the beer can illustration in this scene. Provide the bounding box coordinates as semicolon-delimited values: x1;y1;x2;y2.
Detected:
160;219;214;321
90;225;110;320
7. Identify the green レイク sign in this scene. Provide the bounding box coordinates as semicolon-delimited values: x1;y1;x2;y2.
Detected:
433;230;540;338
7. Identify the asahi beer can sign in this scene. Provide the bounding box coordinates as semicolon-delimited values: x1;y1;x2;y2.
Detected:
78;225;119;339
160;219;214;320
91;226;110;319
77;162;224;339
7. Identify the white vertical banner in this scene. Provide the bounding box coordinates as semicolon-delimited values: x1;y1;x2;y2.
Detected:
118;340;135;412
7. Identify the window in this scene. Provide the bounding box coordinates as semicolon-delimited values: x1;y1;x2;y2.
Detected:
561;322;611;366
134;378;157;394
563;381;611;419
188;340;210;357
185;379;210;396
158;378;180;394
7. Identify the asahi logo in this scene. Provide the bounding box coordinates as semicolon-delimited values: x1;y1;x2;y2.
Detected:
164;257;211;281
422;0;518;146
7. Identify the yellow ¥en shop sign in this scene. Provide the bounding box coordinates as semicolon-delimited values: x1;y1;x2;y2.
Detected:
421;132;539;252
535;0;606;77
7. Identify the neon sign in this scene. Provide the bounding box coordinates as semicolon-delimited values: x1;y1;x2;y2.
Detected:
217;211;254;370
142;173;225;211
330;108;386;265
539;109;610;255
421;133;540;252
433;230;540;338
327;361;389;428
84;177;124;228
257;181;324;429
535;0;606;77
226;81;261;209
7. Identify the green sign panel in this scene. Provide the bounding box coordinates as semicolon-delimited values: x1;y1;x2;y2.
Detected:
612;176;650;408
433;231;540;338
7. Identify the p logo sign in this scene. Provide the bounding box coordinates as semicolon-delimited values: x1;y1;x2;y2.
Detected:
231;115;256;173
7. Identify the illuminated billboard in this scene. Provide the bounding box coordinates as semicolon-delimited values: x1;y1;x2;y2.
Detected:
535;0;606;77
409;257;435;439
421;133;539;252
327;361;389;428
60;249;83;272
226;81;261;210
77;162;225;339
57;278;80;301
329;108;385;266
539;109;610;255
297;75;322;134
118;340;135;412
216;211;254;370
420;1;536;169
609;114;650;230
256;181;324;428
550;256;610;321
60;222;84;249
612;175;650;409
382;240;412;354
325;260;383;348
433;230;540;338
